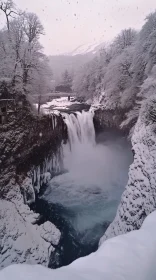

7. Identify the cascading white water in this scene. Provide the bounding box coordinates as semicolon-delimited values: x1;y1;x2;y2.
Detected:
42;109;132;256
63;110;95;148
61;110;103;183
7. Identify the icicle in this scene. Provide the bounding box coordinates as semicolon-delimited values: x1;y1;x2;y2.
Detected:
51;115;54;130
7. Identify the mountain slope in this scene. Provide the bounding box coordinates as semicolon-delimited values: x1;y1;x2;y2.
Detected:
66;42;105;56
49;42;104;84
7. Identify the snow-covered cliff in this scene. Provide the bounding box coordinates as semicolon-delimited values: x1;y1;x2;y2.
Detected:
1;210;156;280
0;182;61;270
100;97;156;243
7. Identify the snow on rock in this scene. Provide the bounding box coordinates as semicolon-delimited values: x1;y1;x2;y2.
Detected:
89;92;107;111
39;222;60;246
34;97;80;114
100;98;156;244
21;177;36;205
0;184;61;270
1;210;156;279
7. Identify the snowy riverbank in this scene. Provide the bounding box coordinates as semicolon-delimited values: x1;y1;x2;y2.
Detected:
34;97;90;114
1;209;156;280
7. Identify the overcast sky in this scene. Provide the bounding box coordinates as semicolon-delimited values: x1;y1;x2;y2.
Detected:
0;0;156;55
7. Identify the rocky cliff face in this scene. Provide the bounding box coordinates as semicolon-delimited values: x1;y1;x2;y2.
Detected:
0;99;67;269
100;97;156;244
0;183;61;269
93;108;129;134
0;101;67;194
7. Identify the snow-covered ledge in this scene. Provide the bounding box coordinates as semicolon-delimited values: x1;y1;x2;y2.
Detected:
100;97;156;244
1;210;156;280
0;183;61;270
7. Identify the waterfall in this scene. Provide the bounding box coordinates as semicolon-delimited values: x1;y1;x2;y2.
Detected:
63;110;95;148
31;111;96;193
39;109;133;269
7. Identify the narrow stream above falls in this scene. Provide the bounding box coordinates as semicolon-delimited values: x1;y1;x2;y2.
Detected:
35;110;133;268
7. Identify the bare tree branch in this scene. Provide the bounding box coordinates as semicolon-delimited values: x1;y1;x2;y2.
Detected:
0;0;19;30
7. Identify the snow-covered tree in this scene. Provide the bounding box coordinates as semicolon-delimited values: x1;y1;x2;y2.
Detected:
0;0;18;30
73;29;137;106
132;12;156;91
62;70;72;87
9;17;25;85
101;46;135;110
138;65;156;100
29;57;52;114
111;29;137;57
19;12;44;89
0;30;14;78
0;0;55;115
73;56;103;100
0;7;48;98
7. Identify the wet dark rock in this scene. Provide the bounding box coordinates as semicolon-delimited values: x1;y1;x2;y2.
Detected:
0;101;67;194
94;108;129;134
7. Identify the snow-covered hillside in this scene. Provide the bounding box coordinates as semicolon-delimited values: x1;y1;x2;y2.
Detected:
67;41;105;56
1;210;156;280
49;41;105;83
65;41;105;56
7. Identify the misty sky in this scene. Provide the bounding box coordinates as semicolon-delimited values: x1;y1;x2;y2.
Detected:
0;0;156;55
